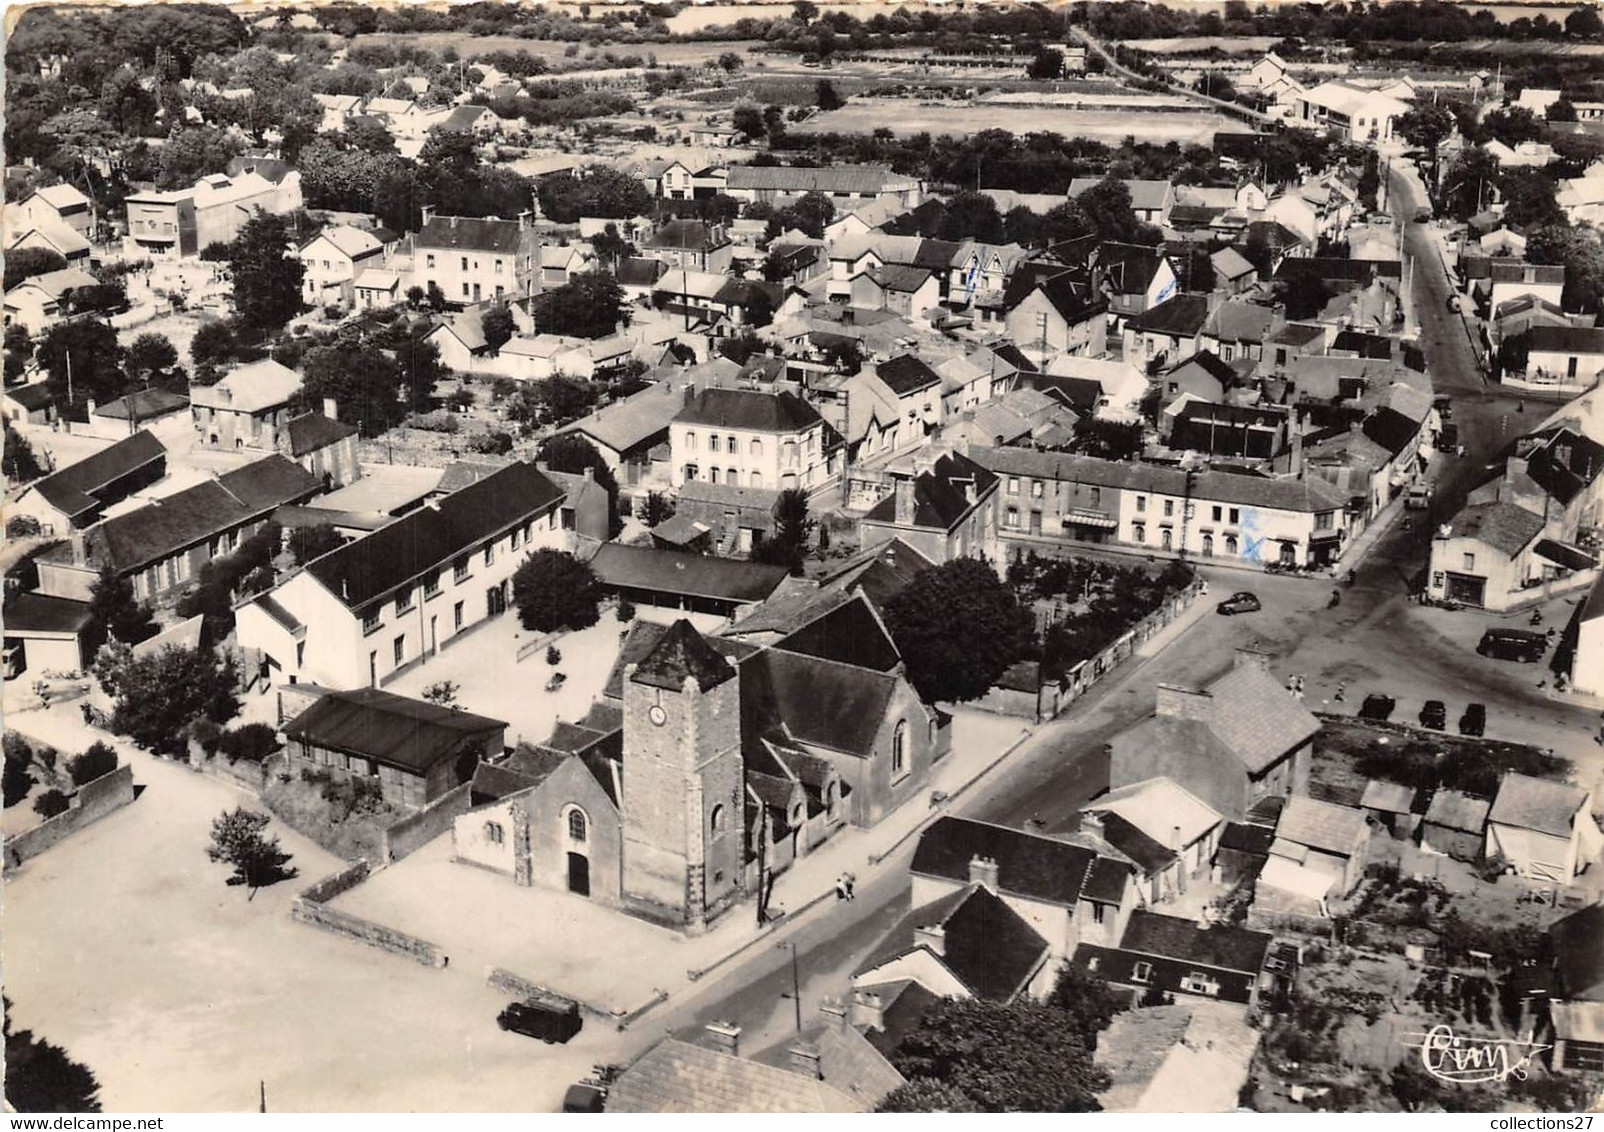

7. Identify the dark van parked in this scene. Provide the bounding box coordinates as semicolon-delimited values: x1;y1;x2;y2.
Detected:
1476;628;1548;663
498;994;582;1044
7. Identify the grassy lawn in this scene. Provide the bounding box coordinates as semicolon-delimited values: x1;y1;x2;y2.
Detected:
1311;715;1568;807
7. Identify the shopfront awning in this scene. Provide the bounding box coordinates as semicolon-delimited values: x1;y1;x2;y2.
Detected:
1534;538;1596;572
1064;508;1118;529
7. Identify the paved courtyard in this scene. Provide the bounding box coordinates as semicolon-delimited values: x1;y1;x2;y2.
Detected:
2;706;620;1113
384;607;631;748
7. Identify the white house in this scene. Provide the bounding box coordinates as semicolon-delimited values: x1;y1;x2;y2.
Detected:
1485;773;1603;883
2;266;99;335
236;461;570;690
1295;81;1411;144
8;183;95;242
670;387;837;492
298;225;386;310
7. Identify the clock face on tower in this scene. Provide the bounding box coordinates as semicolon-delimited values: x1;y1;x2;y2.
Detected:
648;704;668;727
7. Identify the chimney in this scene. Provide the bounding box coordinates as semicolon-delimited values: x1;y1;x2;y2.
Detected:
1288;414;1303;476
583;466;594;482
450;215;459;229
421;205;435;225
704;1021;742;1057
535;460;549;472
968;854;999;889
518;209;532;231
893;478;916;525
850;989;886;1032
819;997;849;1031
70;531;87;565
788;1042;822;1080
1155;683;1213;723
913;921;946;957
86;398;97;418
1080;809;1105;839
423;496;442;511
963;479;977;505
1233;647;1273;671
323;397;338;420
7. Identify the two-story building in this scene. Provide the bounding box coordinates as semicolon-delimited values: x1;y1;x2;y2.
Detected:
190;358;304;451
412;209;541;307
297;225;387;310
236;461;568;689
641;219;734;274
670;387;838;493
858;448;1000;565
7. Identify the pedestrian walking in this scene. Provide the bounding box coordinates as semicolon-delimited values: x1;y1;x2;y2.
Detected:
845;873;856;900
834;875;848;901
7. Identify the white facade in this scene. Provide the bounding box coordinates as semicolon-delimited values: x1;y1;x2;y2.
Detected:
298;226;386;310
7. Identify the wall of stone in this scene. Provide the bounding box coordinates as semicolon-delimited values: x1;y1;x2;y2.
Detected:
4;764;136;873
383;781;473;863
291;861;447;967
487;966;612;1024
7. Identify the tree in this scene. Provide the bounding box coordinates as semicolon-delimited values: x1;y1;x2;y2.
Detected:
66;742;118;787
3;246;68;291
3;997;101;1113
482;304;516;352
511;549;603;633
1076;178;1142;243
787;191;835;239
1484;105;1545;147
1047;963;1120;1046
1500;169;1562;228
535;167;651;224
86;563;157;654
1567;5;1603;37
157;125;244;190
1194;72;1236;101
1441;147;1501;221
1527;223;1604;314
751;487;815;574
877;1079;980;1113
1396;101;1454;170
97;643;241;757
289;522;344;565
1280;270;1332;320
1028;47;1065;80
536;433;619;520
189;319;239;379
888;996;1109;1111
939;191;1005;243
342;115;397;155
1547;96;1578;122
4;737;36;808
206;806;297;896
1072;417;1144;460
732;104;766;142
3;424;47;485
33;790;70;818
36;319;126;415
126;332;180;389
792;0;820;22
1389;1061;1445;1112
718;51;744;73
226;212;305;331
884;557;1035;703
4;324;34;382
641;490;676;527
815;78;844;111
533;271;625;339
299;342;407;436
592;222;634;270
421;680;460;708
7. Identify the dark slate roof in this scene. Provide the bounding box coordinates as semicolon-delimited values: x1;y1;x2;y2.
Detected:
87;455;318;574
415;215;526;254
861;452;997;533
773;594;900;673
990;341;1038;374
605;1039;861;1113
1549;904;1604;999
1528;325;1604;355
1119;909;1274;975
307;462;562;609
875;354;942;396
31;430;165;519
630;618;736;692
603;619;759;700
674;387;823;432
1169;349;1239;388
859;886;1048;1002
1;591;92;635
1362;407;1423;457
861;980;942;1059
1099;812;1176;873
1030;372;1104;412
7;383;54;411
1218;820;1276;856
1449;500;1546;558
1331;330;1395;360
646;218;726;251
1082;855;1133;904
912;816;1097;907
1129;293;1211;337
590;543;790;604
616;256;667;287
1526;429;1604;507
741;649;898;758
1274;257;1401;285
286;412;359;457
1099;241;1168;295
94;388;189;422
284;687;505;773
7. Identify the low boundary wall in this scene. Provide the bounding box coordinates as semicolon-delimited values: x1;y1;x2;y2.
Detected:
4;764;136;873
290;860;448;968
382;782;473;863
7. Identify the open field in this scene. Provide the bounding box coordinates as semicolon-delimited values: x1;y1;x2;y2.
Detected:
791;98;1249;144
351;32;764;63
1123;36;1282;55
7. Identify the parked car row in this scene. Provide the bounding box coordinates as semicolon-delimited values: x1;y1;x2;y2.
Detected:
1359;693;1485;736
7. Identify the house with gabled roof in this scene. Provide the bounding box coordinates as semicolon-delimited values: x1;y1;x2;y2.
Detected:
36;454;322;603
1124;293;1212;370
235;461;567;690
1096;241;1178;329
1081;777;1224;907
297;224;387;310
1109;650;1319;819
910;815;1137;958
1257;795;1370;915
9;429;166;534
560;379;693;487
1485;773;1601;883
3;266;100;334
1003;267;1109;364
189;358;304;451
412;207;541;307
1072;909;1283;1008
858;447;999;565
670;387;838;493
8;182;95;242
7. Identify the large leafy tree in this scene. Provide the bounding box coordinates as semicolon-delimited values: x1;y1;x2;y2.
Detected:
1527;224;1604;314
887;996;1109;1111
1440;146;1501;221
511;549;603;633
3;425;47;485
883;557;1034;703
226;212;305;331
1075;178;1142;244
157;125;245;190
535;167;651;223
938;191;1005;243
533;272;625;339
95;642;241;757
751;488;815;574
1396;102;1454;170
482;304;516;352
299;342;406;436
86;564;157;655
4;246;68;291
877;1079;979;1112
36;319;127;415
126;332;182;390
1499;169;1563;229
3;997;101;1112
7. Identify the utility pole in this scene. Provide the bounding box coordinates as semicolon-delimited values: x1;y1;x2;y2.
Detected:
65;349;73;408
779;940;803;1034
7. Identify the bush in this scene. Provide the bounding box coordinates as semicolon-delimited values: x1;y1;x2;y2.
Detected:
546;645;562;666
7;516;42;538
469;430;514;455
66;742;119;787
616;597;636;622
408;410;460;433
4;735;36;808
217;723;280;763
33;789;70;819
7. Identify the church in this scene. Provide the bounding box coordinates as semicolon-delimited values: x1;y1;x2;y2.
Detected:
452;589;944;933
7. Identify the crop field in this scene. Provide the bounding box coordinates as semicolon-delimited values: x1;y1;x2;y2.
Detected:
351;32;764;63
791;97;1249;144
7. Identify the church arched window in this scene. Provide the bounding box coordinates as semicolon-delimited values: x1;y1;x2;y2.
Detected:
710;803;725;837
566;806;588;843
